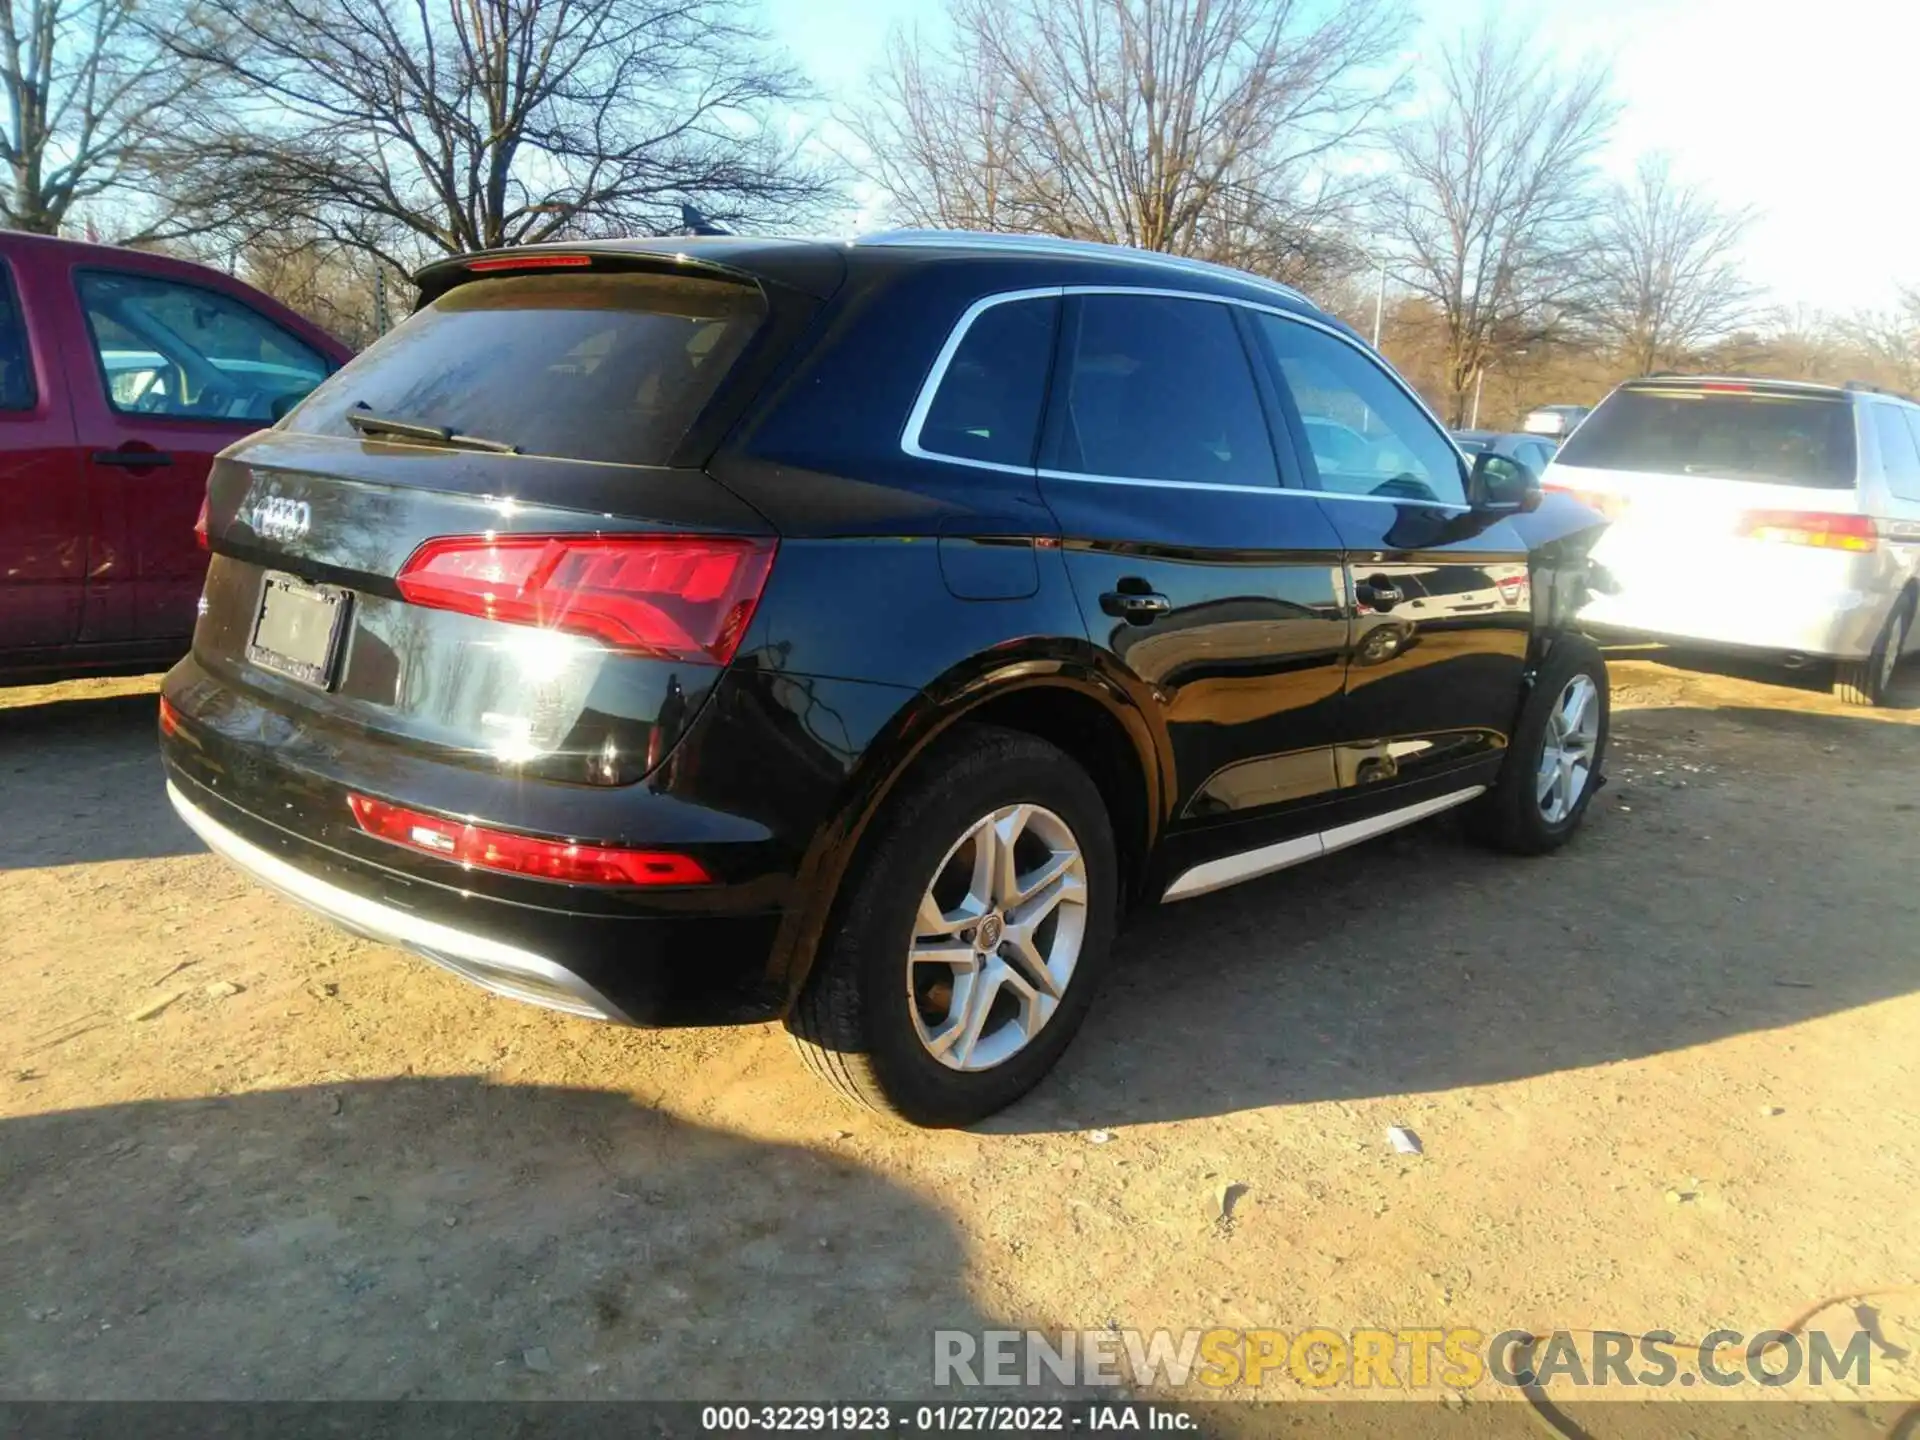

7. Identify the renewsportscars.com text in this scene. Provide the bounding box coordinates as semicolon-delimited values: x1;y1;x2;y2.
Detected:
933;1327;1872;1391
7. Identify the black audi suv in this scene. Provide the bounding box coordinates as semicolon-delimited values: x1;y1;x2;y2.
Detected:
159;230;1609;1126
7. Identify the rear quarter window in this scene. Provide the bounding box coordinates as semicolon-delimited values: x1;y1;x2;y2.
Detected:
1871;404;1920;501
912;295;1058;468
1556;387;1857;489
0;261;36;411
290;272;763;465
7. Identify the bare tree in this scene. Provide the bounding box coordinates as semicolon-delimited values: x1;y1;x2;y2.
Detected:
1842;287;1920;396
164;0;834;272
849;0;1409;285
1378;22;1616;424
1;0;205;234
1588;154;1757;375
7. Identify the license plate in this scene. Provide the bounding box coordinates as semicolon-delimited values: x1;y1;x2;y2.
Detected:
247;573;350;688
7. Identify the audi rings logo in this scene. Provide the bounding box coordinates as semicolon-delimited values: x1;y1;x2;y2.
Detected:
250;496;311;543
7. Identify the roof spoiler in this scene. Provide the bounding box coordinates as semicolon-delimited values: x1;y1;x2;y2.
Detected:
412;245;768;307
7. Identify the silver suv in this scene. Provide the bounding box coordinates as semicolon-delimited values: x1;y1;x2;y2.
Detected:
1543;376;1920;705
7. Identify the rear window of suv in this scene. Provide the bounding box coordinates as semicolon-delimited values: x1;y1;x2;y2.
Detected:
289;272;763;465
1555;385;1857;489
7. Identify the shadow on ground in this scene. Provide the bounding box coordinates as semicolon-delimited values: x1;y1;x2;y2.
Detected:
0;693;200;870
0;1078;1008;1399
1605;642;1920;711
989;700;1920;1132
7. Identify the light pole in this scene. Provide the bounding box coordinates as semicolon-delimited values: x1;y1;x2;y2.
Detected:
1371;260;1386;350
1469;347;1528;430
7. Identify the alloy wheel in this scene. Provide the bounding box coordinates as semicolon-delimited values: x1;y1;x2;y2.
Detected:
1536;673;1600;825
907;804;1089;1072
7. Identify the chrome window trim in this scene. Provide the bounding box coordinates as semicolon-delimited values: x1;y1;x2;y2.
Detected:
900;285;1064;472
900;282;1471;513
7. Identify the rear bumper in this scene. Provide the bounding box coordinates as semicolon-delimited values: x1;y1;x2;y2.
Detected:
1576;594;1888;659
168;780;628;1021
1577;548;1897;660
156;644;922;1024
160;759;786;1027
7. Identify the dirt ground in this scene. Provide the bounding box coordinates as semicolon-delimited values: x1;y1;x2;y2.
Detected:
2;650;1917;1429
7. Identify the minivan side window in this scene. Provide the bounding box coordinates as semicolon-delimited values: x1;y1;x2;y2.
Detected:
75;270;330;424
914;295;1059;468
1879;405;1920;502
0;262;33;411
1255;313;1467;507
1043;293;1278;488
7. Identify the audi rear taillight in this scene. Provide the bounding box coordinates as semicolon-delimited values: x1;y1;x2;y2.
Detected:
194;494;209;550
394;534;776;664
1737;510;1876;552
347;793;711;887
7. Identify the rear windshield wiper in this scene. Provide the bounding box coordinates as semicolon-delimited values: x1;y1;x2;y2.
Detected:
346;406;520;454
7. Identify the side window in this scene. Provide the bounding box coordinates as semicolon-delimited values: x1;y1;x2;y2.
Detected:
1874;405;1920;501
915;295;1059;468
1045;293;1277;487
1901;412;1920;503
1524;440;1556;472
0;262;33;411
75;270;331;424
1255;314;1467;507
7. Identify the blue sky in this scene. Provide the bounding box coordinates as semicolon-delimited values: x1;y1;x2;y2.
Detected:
764;0;1920;316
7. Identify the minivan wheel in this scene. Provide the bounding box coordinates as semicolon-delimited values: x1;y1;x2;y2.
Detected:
1833;601;1910;707
787;726;1117;1127
1468;634;1610;856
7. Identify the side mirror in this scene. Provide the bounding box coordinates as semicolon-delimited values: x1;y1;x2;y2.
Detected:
1468;451;1542;513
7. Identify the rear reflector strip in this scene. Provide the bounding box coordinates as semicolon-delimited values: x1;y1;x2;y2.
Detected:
158;696;181;736
1737;510;1876;552
394;533;775;664
347;793;711;887
194;494;209;550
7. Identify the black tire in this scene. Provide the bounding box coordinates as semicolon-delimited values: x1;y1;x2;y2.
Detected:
786;726;1118;1127
1468;634;1610;856
1833;598;1910;707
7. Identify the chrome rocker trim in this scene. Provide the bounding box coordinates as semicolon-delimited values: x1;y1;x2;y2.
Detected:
166;781;626;1022
1161;785;1488;902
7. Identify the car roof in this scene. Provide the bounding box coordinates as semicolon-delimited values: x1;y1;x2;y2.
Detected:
851;229;1323;315
416;229;1341;326
1622;375;1920;406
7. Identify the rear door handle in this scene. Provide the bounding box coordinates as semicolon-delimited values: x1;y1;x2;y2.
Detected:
1100;590;1171;624
94;449;174;468
1355;579;1403;610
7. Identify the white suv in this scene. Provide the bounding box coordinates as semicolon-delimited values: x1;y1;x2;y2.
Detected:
1544;376;1920;705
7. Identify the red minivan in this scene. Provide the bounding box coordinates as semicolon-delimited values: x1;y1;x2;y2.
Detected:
0;232;353;681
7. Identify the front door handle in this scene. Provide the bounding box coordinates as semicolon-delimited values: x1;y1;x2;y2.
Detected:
1355;578;1404;610
1100;590;1171;624
94;449;174;468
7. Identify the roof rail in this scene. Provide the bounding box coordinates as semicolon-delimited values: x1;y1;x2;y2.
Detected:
851;228;1314;308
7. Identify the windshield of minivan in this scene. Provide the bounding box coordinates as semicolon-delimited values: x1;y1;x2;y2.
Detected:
1554;386;1856;488
289;272;764;465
